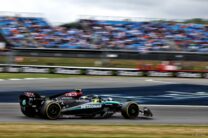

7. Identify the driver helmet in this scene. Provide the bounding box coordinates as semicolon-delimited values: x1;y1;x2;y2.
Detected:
92;95;101;103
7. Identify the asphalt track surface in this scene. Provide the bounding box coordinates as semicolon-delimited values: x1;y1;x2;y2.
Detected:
1;103;208;124
0;77;208;124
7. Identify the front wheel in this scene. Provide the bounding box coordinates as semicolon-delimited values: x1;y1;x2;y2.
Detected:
41;101;61;120
121;102;139;119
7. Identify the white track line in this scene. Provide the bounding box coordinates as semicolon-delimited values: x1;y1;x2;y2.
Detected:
24;78;37;80
36;78;48;79
23;78;48;80
145;79;176;84
8;78;22;81
0;78;49;81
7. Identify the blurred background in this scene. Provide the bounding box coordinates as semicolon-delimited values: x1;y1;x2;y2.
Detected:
0;0;207;72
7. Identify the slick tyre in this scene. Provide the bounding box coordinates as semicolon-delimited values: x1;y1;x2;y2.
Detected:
19;96;36;117
20;107;36;117
121;102;139;119
41;101;61;120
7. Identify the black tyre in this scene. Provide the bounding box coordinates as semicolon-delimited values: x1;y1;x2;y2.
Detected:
19;96;36;117
20;106;36;117
121;102;139;119
42;101;61;120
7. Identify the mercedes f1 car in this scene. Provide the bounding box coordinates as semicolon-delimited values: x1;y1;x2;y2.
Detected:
19;89;153;120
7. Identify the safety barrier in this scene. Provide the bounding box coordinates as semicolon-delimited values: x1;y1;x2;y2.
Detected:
0;64;207;78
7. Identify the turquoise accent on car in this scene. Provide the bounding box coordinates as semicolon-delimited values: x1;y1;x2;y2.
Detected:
102;101;120;105
22;100;26;106
62;101;120;112
66;106;81;111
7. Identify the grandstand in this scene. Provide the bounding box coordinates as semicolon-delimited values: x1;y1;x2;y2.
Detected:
0;15;207;52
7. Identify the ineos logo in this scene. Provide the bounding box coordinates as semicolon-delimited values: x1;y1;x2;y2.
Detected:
81;104;102;109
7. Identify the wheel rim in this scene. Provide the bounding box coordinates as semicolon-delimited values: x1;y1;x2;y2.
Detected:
47;104;60;119
128;104;139;117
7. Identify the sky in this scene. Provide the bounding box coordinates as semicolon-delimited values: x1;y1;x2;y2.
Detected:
0;0;207;24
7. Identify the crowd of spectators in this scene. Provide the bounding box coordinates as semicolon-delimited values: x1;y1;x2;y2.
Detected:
79;19;208;52
0;16;207;52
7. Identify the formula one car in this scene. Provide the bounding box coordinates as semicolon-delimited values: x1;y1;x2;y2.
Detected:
19;89;153;120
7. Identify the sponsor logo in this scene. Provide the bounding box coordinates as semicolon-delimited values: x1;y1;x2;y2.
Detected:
176;72;202;78
22;67;49;73
55;68;81;74
204;73;208;79
87;70;112;76
148;71;173;77
7;67;20;72
0;67;4;72
81;104;102;109
117;71;143;76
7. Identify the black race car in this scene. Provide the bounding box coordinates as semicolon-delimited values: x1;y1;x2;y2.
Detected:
19;89;153;120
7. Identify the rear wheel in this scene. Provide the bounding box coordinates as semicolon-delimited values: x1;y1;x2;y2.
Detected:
19;96;36;117
20;106;36;117
121;102;139;119
41;101;61;120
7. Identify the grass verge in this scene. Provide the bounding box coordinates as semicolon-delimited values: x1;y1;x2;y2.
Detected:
0;73;127;79
0;73;86;79
1;56;208;70
0;123;208;138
